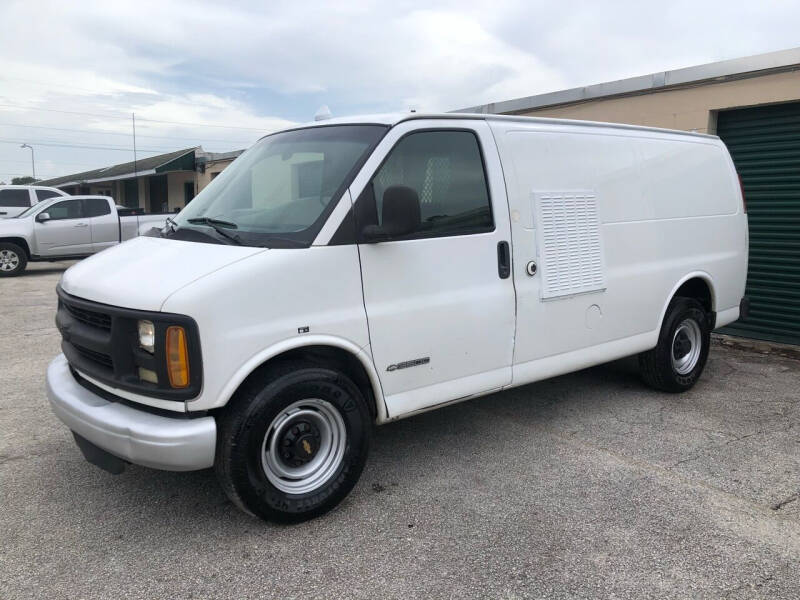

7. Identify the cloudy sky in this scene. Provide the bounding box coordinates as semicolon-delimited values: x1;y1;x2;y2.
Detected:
1;0;799;182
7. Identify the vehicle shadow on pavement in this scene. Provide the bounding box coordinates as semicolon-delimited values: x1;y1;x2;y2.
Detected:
10;267;70;277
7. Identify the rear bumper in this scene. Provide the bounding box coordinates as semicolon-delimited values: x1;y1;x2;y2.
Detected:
46;354;216;471
739;296;751;320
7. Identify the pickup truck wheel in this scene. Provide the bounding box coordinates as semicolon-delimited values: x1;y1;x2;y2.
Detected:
0;243;27;277
639;297;710;393
215;361;371;523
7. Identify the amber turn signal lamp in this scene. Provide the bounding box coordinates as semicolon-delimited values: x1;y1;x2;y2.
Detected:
166;326;190;388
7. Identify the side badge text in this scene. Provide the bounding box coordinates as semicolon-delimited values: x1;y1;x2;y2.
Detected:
387;357;430;372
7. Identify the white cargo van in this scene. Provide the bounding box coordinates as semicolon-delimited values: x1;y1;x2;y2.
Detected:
46;114;748;522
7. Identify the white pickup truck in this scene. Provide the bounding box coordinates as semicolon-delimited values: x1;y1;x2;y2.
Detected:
0;184;70;218
45;113;748;523
0;195;168;276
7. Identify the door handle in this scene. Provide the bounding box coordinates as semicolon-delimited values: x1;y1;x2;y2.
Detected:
497;241;511;279
74;223;89;228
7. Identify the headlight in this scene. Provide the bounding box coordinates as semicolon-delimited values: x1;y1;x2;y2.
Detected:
138;320;155;353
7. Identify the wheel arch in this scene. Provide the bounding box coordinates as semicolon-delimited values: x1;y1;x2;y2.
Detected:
208;335;388;423
0;237;31;259
657;272;716;331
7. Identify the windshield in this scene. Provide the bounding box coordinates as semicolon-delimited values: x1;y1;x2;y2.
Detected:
173;125;387;247
15;198;54;218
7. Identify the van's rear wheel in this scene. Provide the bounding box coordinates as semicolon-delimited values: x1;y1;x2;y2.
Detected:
215;362;371;523
639;297;710;392
0;243;27;277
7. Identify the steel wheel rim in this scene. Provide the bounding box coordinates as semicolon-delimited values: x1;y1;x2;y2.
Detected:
671;318;702;375
261;398;347;494
0;249;19;271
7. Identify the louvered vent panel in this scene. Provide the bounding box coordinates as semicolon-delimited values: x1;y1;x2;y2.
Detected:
534;191;606;300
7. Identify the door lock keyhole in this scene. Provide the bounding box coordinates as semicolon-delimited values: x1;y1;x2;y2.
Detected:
526;261;537;276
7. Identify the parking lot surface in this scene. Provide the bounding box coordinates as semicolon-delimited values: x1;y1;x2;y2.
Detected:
1;262;799;599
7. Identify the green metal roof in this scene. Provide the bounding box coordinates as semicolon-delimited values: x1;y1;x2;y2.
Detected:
36;148;197;187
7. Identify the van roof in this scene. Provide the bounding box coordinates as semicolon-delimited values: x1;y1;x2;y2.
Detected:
289;112;717;140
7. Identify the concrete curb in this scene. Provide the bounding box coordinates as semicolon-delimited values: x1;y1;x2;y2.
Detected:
712;333;800;361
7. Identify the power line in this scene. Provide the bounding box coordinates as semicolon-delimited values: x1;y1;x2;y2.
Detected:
0;158;101;168
0;102;271;131
0;121;255;145
0;137;168;153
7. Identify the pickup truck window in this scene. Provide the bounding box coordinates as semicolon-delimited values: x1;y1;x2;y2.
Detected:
46;199;84;220
0;189;31;207
84;198;111;217
35;189;62;202
362;130;493;239
173;125;387;247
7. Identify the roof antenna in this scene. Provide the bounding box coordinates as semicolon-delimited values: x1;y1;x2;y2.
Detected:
314;105;332;121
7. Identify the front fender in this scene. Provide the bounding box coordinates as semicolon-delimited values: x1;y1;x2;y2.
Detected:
192;334;388;423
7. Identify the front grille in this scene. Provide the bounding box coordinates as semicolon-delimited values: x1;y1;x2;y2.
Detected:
61;301;112;330
56;286;202;402
73;345;113;369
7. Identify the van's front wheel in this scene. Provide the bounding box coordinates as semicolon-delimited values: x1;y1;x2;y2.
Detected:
639;297;711;392
215;362;371;523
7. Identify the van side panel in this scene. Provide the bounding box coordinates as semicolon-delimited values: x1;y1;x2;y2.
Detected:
489;121;747;385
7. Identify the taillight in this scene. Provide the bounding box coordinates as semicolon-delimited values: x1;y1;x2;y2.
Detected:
737;173;747;213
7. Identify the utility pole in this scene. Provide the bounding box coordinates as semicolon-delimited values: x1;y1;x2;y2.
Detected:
20;143;35;179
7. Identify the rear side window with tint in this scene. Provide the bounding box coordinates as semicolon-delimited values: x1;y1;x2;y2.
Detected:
84;198;111;217
36;189;62;202
0;189;31;207
363;130;493;239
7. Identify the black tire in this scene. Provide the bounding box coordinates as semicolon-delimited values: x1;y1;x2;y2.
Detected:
0;242;27;277
639;297;711;393
215;361;372;523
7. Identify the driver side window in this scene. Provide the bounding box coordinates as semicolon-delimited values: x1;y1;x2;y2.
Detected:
357;129;494;239
45;199;84;221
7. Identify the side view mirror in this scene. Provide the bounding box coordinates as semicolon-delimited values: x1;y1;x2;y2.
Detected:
361;185;421;242
36;212;51;223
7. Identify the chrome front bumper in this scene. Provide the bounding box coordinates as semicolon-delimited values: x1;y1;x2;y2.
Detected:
46;354;216;471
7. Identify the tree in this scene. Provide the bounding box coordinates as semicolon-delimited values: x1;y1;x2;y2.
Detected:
11;176;40;185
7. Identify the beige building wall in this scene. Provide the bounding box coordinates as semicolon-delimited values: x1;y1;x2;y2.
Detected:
167;171;196;211
197;158;235;191
88;182;115;198
516;70;800;134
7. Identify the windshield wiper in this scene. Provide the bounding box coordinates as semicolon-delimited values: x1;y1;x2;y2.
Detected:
186;217;243;245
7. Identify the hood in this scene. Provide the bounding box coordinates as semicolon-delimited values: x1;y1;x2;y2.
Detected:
0;215;31;234
60;236;266;311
